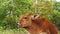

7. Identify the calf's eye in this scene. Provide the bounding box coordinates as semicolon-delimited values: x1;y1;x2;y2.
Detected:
24;17;28;19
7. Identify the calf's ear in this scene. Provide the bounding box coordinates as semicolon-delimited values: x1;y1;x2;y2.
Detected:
31;14;39;20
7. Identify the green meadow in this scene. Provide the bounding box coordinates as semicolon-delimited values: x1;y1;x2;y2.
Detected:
0;0;60;34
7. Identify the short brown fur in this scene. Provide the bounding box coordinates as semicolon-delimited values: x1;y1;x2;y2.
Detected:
18;13;58;34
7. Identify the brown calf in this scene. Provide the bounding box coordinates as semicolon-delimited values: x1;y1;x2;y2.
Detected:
18;13;58;34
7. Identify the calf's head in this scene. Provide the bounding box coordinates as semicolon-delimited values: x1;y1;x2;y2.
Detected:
18;13;39;28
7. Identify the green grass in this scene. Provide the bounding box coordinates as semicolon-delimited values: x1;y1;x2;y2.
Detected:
0;29;60;34
0;28;28;34
58;31;60;34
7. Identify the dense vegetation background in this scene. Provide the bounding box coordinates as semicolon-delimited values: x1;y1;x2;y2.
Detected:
0;0;60;34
